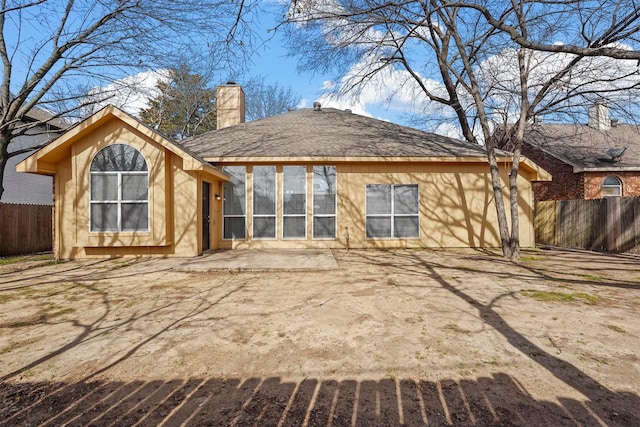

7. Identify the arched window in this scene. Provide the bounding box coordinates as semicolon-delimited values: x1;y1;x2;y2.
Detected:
602;176;622;197
90;144;149;232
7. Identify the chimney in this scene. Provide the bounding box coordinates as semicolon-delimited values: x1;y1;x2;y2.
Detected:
588;101;610;131
216;82;245;130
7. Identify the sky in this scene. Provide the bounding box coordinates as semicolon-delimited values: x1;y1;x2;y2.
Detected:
97;1;640;139
94;4;417;127
9;0;640;139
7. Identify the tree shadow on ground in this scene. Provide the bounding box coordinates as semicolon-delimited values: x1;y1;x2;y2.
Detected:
338;249;640;426
0;373;621;426
1;249;638;426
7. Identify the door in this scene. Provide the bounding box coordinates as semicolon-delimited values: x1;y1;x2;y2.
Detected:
202;182;210;251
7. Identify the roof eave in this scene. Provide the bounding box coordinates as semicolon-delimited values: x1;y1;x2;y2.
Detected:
205;155;493;163
574;166;640;173
519;156;552;181
16;105;217;176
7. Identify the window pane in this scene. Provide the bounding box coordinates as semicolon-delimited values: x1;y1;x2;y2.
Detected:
284;217;305;238
394;185;418;214
253;216;276;239
91;144;147;171
284;166;306;214
366;216;391;238
313;217;335;239
602;176;622;197
224;217;246;239
602;187;621;197
91;174;118;201
394;217;419;238
91;203;118;231
313;166;336;215
223;167;246;215
603;176;621;186
121;203;148;231
314;194;335;215
122;175;148;200
253;166;276;215
366;185;391;214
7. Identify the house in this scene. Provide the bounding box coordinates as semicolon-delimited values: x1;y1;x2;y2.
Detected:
2;108;67;205
522;102;640;201
17;84;549;259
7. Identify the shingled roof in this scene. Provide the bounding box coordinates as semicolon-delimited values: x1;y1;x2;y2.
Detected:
523;123;640;171
180;108;493;160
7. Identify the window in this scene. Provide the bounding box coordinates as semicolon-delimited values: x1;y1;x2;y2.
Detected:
222;166;246;239
602;176;622;197
90;144;148;232
253;166;276;239
283;166;306;238
313;166;337;239
366;184;419;238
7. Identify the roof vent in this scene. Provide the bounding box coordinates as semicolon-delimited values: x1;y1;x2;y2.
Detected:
313;102;321;111
604;146;627;162
344;109;352;114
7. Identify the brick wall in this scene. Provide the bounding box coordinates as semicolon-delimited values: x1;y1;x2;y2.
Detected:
521;143;584;200
584;172;640;199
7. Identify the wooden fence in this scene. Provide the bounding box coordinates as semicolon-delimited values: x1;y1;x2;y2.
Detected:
535;197;640;254
0;203;53;256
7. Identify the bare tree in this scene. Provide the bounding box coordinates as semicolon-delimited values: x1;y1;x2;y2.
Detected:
285;0;640;259
0;0;257;199
244;79;301;121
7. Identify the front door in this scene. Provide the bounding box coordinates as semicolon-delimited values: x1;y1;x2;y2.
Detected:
202;182;210;251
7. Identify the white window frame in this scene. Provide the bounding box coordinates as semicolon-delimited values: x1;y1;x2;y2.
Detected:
365;184;419;239
312;165;337;239
283;166;307;239
252;165;277;239
89;145;149;233
602;176;622;197
222;166;247;240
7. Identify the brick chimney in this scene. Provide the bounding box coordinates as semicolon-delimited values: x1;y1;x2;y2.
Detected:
216;83;245;130
588;101;610;131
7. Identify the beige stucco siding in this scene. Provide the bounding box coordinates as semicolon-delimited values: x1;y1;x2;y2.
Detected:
217;161;535;250
51;118;223;258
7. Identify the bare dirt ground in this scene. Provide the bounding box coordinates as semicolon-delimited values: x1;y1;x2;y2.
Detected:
0;248;639;426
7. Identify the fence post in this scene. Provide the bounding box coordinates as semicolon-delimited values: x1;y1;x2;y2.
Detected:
606;197;621;253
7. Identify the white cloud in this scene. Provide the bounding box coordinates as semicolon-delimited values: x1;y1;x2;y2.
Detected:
84;70;170;117
316;55;452;126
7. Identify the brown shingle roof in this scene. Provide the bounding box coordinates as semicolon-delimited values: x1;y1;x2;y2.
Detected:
523;123;640;171
180;108;492;159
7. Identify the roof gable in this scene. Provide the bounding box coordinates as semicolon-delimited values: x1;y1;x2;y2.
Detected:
17;105;226;179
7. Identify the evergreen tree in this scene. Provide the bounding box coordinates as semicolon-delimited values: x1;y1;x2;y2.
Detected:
140;66;217;140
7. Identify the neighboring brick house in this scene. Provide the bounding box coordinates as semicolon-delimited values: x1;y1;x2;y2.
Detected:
522;103;640;201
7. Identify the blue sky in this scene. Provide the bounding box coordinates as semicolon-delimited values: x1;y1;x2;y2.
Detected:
87;6;413;128
233;6;413;126
9;1;639;136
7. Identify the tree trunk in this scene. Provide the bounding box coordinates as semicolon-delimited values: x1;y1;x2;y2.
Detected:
484;138;516;259
0;132;10;201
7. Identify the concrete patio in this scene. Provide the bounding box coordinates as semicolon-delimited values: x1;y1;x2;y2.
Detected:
176;248;339;272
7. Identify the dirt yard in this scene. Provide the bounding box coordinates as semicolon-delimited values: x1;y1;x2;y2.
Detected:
0;248;639;426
